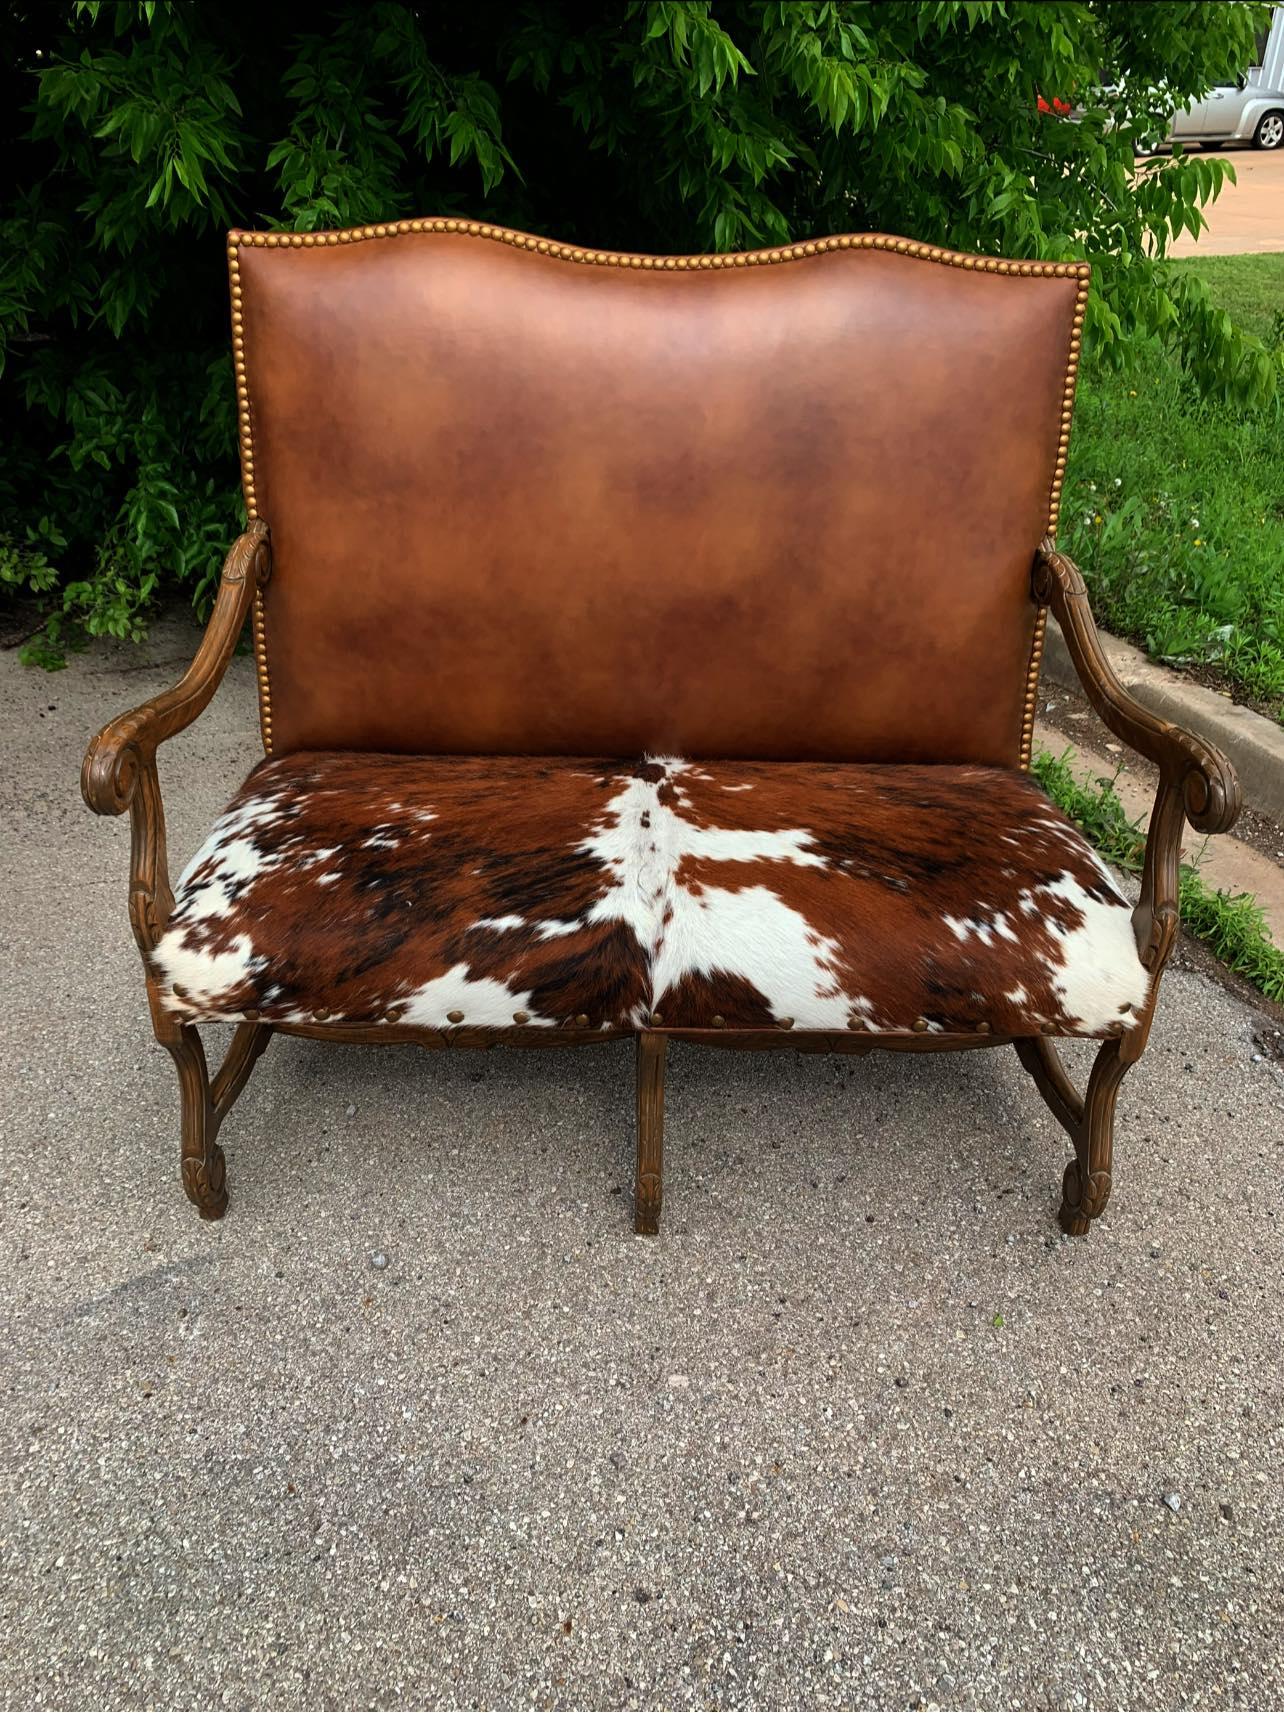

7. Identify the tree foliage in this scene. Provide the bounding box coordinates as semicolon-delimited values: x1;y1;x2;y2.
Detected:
1;0;1276;659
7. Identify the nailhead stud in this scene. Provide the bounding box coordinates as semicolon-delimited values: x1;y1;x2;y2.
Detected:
912;1017;929;1032
778;1017;794;1030
513;1010;530;1025
172;983;188;1000
447;1009;464;1024
650;1012;663;1026
575;1013;590;1027
712;1015;726;1028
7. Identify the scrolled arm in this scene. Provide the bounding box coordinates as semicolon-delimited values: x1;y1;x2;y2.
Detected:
81;521;271;816
1033;538;1240;836
81;522;270;987
1033;537;1241;988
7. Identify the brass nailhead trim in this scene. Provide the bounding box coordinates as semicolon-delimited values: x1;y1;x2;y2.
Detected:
228;237;275;754
777;1017;794;1030
711;1014;726;1028
1021;268;1091;770
575;1013;590;1027
912;1017;929;1032
513;1009;530;1024
226;222;1088;769
252;587;271;754
649;1012;663;1026
447;1009;464;1024
171;983;188;1000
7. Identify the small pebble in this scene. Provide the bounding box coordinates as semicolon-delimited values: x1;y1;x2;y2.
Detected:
370;1251;389;1271
1162;1492;1182;1513
346;1103;357;1118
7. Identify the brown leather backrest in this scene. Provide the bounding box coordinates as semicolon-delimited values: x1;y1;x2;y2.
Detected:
229;223;1086;766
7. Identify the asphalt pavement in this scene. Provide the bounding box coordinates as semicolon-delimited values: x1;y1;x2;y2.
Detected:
2;621;1282;1710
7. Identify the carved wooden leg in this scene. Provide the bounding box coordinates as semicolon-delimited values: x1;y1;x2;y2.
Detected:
1056;1039;1129;1235
162;1021;272;1220
211;1020;273;1125
635;1030;667;1235
1015;1035;1132;1237
165;1025;226;1219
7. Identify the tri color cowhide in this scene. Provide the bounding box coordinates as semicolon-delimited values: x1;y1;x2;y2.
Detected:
154;753;1150;1038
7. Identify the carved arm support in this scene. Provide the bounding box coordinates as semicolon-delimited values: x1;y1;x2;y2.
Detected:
1033;537;1240;980
81;522;270;969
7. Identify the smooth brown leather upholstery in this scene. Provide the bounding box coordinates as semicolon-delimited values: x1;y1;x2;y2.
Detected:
234;232;1079;763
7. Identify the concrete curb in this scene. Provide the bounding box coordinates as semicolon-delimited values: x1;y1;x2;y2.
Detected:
1041;618;1284;825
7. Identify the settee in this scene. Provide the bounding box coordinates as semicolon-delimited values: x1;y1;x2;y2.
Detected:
82;220;1240;1236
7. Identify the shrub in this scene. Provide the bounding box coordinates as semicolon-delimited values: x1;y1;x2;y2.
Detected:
1;0;1278;659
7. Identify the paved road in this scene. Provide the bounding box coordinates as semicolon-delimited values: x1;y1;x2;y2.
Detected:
1167;148;1284;255
3;623;1283;1709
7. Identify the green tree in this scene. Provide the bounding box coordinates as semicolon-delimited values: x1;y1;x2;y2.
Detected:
1;0;1276;660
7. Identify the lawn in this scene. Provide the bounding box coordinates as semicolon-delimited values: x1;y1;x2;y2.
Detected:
1063;253;1284;724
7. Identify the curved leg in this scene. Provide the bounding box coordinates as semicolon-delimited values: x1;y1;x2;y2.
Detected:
1056;1039;1130;1235
1014;1037;1084;1136
635;1030;667;1235
1015;1036;1132;1237
166;1025;226;1219
211;1020;273;1124
163;1021;273;1220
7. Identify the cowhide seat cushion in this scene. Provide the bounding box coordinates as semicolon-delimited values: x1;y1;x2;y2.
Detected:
154;753;1151;1038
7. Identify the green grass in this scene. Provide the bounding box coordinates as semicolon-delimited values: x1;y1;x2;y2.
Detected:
1064;254;1284;724
1033;746;1284;1004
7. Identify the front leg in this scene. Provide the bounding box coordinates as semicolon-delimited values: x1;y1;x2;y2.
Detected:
1016;1035;1131;1236
166;1025;228;1219
635;1031;667;1234
1056;1038;1130;1235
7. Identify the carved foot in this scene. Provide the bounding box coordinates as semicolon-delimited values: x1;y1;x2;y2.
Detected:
635;1172;661;1236
1057;1158;1112;1237
182;1143;229;1220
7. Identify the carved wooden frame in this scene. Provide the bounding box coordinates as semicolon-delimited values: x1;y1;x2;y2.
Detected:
82;522;275;1217
81;438;1239;1239
1022;537;1240;1231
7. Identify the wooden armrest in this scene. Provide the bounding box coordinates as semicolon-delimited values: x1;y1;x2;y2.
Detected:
80;521;270;988
1033;537;1240;836
81;522;271;816
1033;536;1241;988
